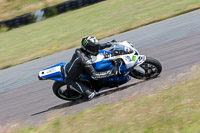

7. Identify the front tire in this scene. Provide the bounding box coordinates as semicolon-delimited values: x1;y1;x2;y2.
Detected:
130;57;162;79
53;81;83;101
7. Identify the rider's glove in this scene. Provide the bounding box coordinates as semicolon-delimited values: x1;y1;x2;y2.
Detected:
106;42;112;47
104;53;111;58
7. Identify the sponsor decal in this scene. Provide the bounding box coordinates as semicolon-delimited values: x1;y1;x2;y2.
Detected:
125;56;131;62
83;39;88;46
40;66;60;76
124;46;130;53
115;56;121;58
132;56;136;61
139;56;143;61
46;67;57;74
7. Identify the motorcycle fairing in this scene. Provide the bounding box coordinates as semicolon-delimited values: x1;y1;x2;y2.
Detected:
92;59;113;71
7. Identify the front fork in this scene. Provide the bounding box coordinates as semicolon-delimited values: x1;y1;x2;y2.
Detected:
133;65;146;75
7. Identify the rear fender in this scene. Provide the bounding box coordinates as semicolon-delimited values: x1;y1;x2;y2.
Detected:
38;62;66;82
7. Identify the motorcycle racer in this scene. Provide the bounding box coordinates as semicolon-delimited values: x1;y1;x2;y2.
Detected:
38;38;162;101
64;36;118;100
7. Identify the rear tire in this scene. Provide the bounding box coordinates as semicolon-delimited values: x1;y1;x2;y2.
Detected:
130;57;162;79
53;81;83;101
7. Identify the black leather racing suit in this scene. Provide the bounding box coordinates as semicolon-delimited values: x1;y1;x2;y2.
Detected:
64;43;115;97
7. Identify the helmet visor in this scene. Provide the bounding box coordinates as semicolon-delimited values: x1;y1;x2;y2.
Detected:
87;45;99;55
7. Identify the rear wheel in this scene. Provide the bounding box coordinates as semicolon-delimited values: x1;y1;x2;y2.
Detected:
53;82;83;101
130;57;162;80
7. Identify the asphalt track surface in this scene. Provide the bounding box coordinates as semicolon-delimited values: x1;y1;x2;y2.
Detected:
0;10;200;126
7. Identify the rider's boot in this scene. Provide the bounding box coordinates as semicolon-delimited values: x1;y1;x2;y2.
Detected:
85;90;96;100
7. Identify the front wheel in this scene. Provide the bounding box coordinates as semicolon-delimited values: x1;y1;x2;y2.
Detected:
53;82;83;101
130;57;162;80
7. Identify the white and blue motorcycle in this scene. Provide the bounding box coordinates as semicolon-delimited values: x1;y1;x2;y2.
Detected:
38;41;162;101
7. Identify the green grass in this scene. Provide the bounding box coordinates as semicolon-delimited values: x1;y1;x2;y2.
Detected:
1;0;200;69
11;71;200;133
0;0;68;21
